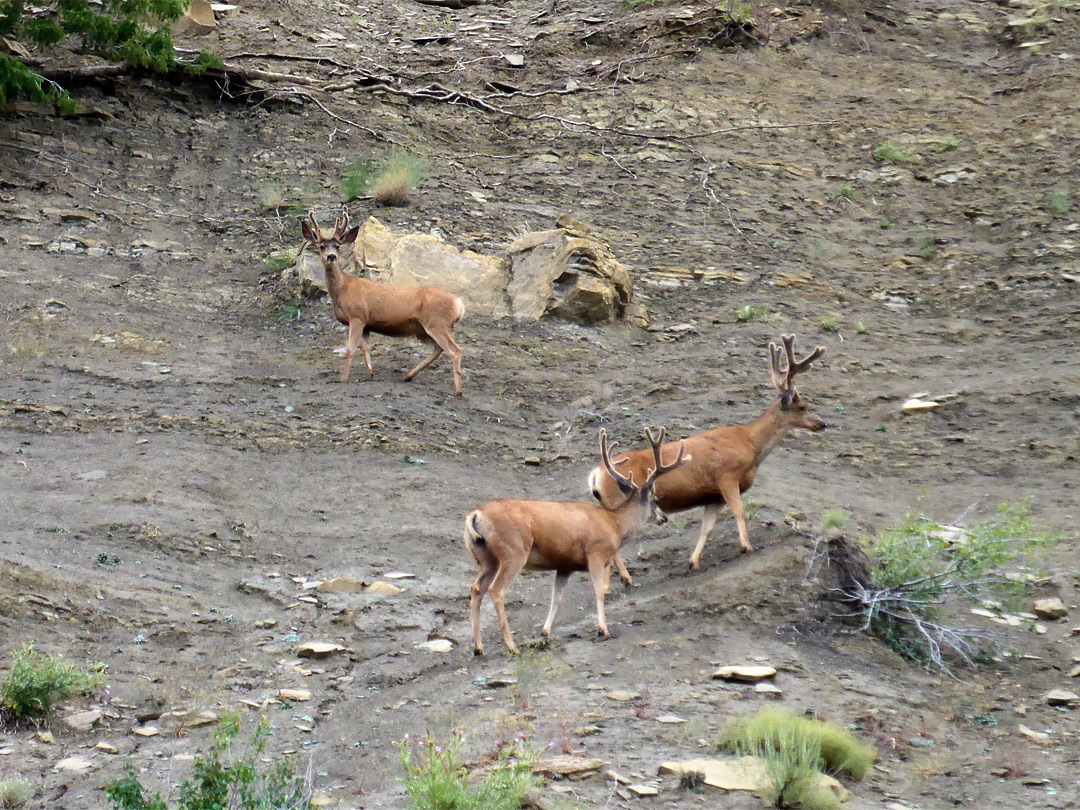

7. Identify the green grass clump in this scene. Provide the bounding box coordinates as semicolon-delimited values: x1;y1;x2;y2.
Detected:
398;731;539;810
838;184;854;200
819;508;849;534
0;779;33;809
105;713;312;810
370;150;429;206
1048;188;1071;217
820;315;838;333
263;246;298;274
1;642;104;722
340;160;373;202
719;709;876;783
930;134;959;153
873;142;919;164
736;304;760;323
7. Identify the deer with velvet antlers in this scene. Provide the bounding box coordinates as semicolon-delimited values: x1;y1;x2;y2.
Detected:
588;335;826;571
301;210;465;395
465;427;689;656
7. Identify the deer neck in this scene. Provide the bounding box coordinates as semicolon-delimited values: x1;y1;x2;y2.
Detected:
744;399;794;467
321;259;350;302
610;493;649;540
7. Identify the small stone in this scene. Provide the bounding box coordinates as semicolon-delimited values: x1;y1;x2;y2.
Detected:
606;690;641;701
629;784;660;796
131;725;161;737
574;725;603;736
1045;690;1079;707
1068;665;1080;678
95;742;119;754
655;714;687;724
417;639;453;653
1018;725;1052;746
902;397;942;413
754;682;783;698
309;792;336;807
476;675;517;689
297;641;347;659
37;731;55;744
1033;598;1068;620
159;709;218;729
712;666;777;683
524;456;542;466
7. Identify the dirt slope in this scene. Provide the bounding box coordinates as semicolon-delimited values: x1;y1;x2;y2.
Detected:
1;0;1078;806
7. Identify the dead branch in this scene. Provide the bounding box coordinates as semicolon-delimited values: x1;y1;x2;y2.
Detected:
412;0;482;7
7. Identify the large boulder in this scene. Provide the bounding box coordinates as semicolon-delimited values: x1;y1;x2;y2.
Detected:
289;216;644;326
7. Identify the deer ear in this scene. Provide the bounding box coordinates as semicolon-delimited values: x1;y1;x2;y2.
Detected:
301;221;317;243
340;226;360;245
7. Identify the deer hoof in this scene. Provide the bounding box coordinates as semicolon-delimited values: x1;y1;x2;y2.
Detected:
474;647;485;657
741;545;754;553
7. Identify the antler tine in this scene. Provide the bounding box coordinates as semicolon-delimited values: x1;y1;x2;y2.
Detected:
308;209;322;237
334;207;351;238
768;341;787;392
642;426;689;489
599;428;635;493
782;334;826;384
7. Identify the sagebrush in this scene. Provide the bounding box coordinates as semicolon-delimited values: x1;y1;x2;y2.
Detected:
398;730;539;810
105;712;312;810
0;642;104;722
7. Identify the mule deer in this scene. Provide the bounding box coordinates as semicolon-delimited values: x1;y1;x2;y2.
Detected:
465;427;689;655
301;211;465;395
589;335;826;570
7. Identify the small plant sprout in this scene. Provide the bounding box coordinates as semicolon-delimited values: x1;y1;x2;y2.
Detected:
838;183;854;200
916;233;936;259
1048;188;1071;217
855;321;869;334
820;315;838;333
873;142;919;164
736;304;760;322
370;150;429;206
819;508;849;536
931;134;959;153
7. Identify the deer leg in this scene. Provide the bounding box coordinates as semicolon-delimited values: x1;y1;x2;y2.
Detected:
586;556;611;637
541;570;572;638
688;503;722;570
488;555;527;655
612;553;634;587
470;568;497;656
717;478;753;553
427;330;464;396
343;322;373;383
404;338;443;381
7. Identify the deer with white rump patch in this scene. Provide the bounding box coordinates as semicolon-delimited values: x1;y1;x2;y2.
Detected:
465;427;689;656
301;210;465;395
588;334;826;570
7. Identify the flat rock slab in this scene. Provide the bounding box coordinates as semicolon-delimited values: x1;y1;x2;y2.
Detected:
54;755;95;774
297;641;347;659
1045;690;1079;707
1034;598;1068;620
712;665;777;683
278;688;313;702
64;708;103;731
417;639;454;653
606;690;641;701
659;757;846;800
533;756;606;777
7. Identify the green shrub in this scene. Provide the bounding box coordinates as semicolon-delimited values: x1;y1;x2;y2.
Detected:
0;779;33;809
872;142;918;164
718;709;876;783
339;160;372;202
0;0;199;108
370;150;429;206
0;642;104;722
1049;188;1071;217
105;713;311;810
853;502;1059;669
398;730;539;810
